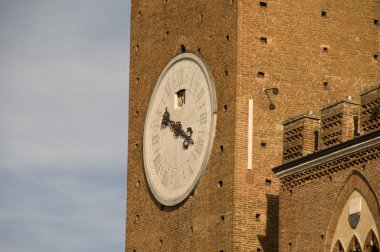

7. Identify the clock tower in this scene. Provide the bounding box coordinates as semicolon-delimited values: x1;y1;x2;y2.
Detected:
126;1;379;251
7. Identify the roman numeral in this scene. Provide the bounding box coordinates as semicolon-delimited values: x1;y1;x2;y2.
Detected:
189;72;195;89
177;70;184;87
152;134;159;146
170;173;179;189
195;137;205;156
199;112;207;125
165;82;171;96
197;88;205;100
182;168;186;179
161;169;169;187
188;164;193;175
153;154;163;174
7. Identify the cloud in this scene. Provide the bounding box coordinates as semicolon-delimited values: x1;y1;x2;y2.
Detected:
0;0;130;251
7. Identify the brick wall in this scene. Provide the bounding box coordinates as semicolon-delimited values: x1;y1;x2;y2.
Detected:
126;1;237;251
274;86;380;251
276;153;380;251
126;0;380;251
234;1;379;250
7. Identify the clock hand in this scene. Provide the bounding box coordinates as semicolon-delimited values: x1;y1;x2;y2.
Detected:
161;107;194;149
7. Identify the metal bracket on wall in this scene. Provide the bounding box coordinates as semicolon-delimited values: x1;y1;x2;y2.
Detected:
264;87;279;110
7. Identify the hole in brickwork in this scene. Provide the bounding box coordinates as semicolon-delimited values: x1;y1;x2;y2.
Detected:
321;235;325;240
163;0;167;4
135;44;139;52
224;70;228;76
190;225;194;233
221;215;225;221
165;31;169;37
198;13;203;22
136;214;139;220
224;105;227;111
134;142;139;149
256;213;261;221
160;205;165;211
265;179;272;186
138;11;141;17
136;180;140;187
135;110;139;116
226;35;230;42
362;164;367;170
259;2;267;8
323;80;328;89
374;19;379;25
132;249;136;252
289;242;292;250
220;145;224;152
374;54;378;62
322;47;329;53
159;239;163;246
136;77;140;85
329;176;333;182
353;115;360;136
218;180;223;188
314;131;319;150
257;248;262;252
260;37;268;44
190;189;195;198
321;10;327;17
261;141;267;148
197;48;201;53
180;44;186;53
220;250;224;252
289;189;293;194
257;71;265;78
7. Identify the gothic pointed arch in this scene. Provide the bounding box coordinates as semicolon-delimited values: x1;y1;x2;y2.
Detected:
332;239;345;252
324;170;380;251
347;235;362;252
364;229;379;252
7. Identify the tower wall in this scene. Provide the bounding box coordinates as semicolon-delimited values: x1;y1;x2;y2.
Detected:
234;1;379;250
126;1;237;251
126;0;380;251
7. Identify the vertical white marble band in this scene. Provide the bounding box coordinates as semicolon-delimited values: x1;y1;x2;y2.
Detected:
248;99;253;170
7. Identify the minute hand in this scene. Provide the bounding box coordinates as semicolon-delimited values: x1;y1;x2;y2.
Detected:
161;107;194;149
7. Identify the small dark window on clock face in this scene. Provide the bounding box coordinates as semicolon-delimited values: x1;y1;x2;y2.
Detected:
176;89;186;107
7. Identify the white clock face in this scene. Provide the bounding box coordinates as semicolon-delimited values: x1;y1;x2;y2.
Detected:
143;53;216;206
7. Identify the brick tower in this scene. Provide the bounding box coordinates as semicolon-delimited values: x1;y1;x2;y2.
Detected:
126;1;379;251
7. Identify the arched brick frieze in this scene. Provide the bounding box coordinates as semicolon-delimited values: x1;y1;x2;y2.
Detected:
324;170;380;252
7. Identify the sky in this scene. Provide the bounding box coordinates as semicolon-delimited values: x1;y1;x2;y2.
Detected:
0;1;130;251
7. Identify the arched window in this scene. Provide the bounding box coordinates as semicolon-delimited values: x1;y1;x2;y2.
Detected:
363;229;379;252
332;239;345;252
347;235;362;252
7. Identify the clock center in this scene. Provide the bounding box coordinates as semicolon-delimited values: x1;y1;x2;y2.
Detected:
160;89;198;170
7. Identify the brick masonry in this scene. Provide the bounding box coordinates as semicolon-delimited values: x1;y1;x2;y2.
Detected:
126;0;379;251
273;86;380;251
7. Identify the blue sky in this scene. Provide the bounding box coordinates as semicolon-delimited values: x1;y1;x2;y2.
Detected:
0;1;130;251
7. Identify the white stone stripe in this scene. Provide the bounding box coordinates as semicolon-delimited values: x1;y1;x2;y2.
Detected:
248;99;253;170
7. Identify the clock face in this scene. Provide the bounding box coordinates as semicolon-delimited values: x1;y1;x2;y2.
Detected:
143;53;217;206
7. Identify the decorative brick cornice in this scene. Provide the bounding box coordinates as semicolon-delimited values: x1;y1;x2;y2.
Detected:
273;130;380;190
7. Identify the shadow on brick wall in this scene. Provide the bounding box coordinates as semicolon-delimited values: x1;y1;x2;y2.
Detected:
258;194;279;252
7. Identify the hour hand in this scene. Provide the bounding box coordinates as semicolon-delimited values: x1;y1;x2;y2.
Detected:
161;108;171;128
160;107;194;149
